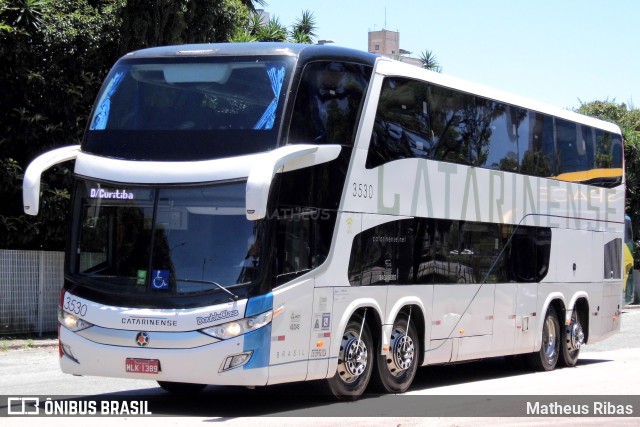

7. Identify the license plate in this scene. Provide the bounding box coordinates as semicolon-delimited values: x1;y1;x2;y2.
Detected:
125;358;160;374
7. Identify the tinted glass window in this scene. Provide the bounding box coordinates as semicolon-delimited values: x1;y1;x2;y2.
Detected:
556;119;586;174
348;220;415;286
348;218;550;286
289;61;372;145
415;219;461;284
481;104;523;173
84;57;294;161
521;112;555;177
70;180;266;298
429;85;475;166
506;227;551;282
582;125;596;171
367;78;432;168
366;77;622;187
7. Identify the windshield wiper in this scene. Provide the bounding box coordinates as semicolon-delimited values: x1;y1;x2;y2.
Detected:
175;278;239;301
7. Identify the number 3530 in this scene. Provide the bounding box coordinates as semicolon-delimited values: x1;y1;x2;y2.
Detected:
352;183;373;199
64;296;88;317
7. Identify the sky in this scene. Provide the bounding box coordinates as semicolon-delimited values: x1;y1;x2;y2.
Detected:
263;0;639;111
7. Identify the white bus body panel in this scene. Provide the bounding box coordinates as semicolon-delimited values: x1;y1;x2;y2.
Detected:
59;327;269;386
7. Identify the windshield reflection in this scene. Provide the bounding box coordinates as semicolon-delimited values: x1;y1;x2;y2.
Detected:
72;180;263;296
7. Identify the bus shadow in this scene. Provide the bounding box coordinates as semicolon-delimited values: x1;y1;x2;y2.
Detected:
82;356;614;417
409;355;612;390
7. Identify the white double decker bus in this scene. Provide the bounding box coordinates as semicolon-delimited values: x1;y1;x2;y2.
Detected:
24;43;625;399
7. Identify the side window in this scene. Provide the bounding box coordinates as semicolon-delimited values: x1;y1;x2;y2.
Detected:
289;61;372;145
429;85;475;166
521;112;555;177
363;77;622;186
274;209;335;286
421;219;466;284
595;129;614;168
481;103;523;172
349;218;551;286
348;219;415;286
366;78;432;168
582;125;596;171
603;238;622;280
506;226;551;282
556;119;586;175
460;222;504;283
591;129;623;186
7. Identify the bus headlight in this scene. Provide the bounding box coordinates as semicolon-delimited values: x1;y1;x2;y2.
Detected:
58;309;94;332
201;310;272;340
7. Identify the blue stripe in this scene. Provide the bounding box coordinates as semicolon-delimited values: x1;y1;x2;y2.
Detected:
243;324;271;370
245;293;273;317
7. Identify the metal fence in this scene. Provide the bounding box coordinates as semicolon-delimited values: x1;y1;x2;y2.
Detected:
0;250;63;335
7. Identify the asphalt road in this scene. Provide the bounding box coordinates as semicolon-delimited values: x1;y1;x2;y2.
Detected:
1;309;639;426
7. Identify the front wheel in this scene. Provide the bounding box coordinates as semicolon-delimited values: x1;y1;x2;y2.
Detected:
526;306;560;371
322;313;374;400
372;313;420;393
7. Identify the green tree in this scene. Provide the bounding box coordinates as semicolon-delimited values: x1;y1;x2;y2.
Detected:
576;100;640;265
0;0;258;250
289;10;316;43
419;49;442;72
230;9;317;44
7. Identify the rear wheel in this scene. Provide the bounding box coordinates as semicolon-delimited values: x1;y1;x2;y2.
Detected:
526;306;560;371
322;312;374;400
560;309;584;367
157;381;207;394
372;313;419;393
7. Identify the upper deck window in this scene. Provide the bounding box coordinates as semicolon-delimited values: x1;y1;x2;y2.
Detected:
288;61;372;145
84;57;294;161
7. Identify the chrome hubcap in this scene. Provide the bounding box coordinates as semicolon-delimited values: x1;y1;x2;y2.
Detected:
388;328;415;376
567;321;585;351
338;331;368;383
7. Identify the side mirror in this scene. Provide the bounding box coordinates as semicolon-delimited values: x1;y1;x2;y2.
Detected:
245;144;341;220
23;145;81;216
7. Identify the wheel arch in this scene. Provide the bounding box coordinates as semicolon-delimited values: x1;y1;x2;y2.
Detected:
327;299;383;375
383;299;426;367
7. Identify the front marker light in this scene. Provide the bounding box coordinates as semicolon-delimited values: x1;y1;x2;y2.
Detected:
58;309;94;332
220;351;253;372
201;310;272;340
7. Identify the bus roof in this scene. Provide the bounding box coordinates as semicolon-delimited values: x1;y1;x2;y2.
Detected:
122;42;378;66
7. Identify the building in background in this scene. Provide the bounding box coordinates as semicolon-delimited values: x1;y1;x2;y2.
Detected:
367;29;422;67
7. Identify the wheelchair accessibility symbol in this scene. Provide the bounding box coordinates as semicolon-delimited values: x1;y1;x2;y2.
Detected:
152;270;170;290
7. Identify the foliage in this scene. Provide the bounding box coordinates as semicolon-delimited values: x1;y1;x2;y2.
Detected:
576;100;640;266
230;9;317;44
419;49;442;73
0;0;256;250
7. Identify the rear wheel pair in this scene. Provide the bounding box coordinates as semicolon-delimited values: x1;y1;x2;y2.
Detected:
526;305;584;371
323;311;419;400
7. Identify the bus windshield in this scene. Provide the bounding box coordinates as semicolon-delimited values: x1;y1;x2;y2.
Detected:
83;57;293;161
70;179;265;301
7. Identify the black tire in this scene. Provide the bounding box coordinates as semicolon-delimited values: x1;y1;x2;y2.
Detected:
525;306;560;371
371;313;419;393
322;313;374;400
157;381;207;394
560;309;584;367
